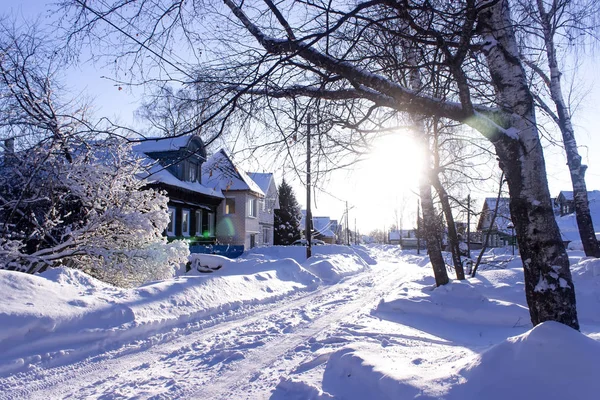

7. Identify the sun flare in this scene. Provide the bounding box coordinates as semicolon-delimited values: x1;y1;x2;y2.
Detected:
366;133;425;189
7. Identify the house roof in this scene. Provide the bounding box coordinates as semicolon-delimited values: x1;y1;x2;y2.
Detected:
248;172;274;194
201;149;265;196
300;211;336;238
557;190;600;202
137;155;223;199
479;197;513;234
132;136;193;153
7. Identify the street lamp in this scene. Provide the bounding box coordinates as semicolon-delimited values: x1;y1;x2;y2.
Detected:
507;223;515;255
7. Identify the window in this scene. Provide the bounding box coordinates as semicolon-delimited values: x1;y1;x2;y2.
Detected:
247;198;257;218
167;207;176;236
195;210;203;236
188;163;197;182
208;212;215;236
262;227;270;245
250;233;257;248
182;209;190;237
261;199;266;212
225;198;236;214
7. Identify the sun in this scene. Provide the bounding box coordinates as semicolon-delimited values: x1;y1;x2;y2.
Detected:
366;133;425;189
344;132;425;232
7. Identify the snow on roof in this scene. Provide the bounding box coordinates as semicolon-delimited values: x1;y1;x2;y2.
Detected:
248;172;274;194
139;156;223;199
132;136;192;153
313;217;335;237
202;150;264;196
558;190;600;202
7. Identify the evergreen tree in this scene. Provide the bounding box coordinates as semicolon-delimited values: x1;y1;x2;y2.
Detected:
274;179;302;245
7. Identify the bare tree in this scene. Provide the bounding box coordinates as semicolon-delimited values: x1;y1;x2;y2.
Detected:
0;20;188;286
515;0;600;257
59;0;581;329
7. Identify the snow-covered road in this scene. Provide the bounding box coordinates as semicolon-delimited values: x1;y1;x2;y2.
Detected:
0;260;409;399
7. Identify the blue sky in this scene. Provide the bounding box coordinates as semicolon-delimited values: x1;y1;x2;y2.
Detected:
3;0;600;232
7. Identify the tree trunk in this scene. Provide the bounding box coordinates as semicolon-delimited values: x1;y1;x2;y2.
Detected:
420;178;450;286
479;0;578;329
431;174;465;280
535;0;600;258
472;172;505;278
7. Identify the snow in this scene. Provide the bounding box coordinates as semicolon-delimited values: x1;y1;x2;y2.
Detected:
139;157;224;198
556;194;600;249
558;190;600;202
248;172;273;194
202;149;265;195
132;136;193;153
1;245;600;399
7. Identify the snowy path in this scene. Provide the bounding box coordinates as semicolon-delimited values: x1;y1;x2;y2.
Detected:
0;261;411;399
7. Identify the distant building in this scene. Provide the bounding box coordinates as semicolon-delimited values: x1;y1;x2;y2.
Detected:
300;211;338;244
248;172;280;247
555;190;600;217
388;229;415;246
202;149;265;249
476;197;514;248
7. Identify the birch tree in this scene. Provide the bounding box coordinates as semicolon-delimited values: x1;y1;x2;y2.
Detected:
59;0;580;329
515;0;600;257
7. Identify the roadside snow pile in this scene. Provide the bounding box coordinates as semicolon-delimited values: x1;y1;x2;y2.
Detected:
375;267;530;327
446;321;600;399
0;267;133;345
320;322;600;400
245;244;372;282
0;253;324;374
571;257;600;323
304;254;369;283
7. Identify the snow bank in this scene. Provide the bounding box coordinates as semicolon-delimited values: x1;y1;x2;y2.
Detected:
448;321;600;399
304;254;369;283
322;344;436;400
245;245;372;283
245;244;375;266
571;257;600;324
0;255;321;374
321;322;600;400
375;270;530;327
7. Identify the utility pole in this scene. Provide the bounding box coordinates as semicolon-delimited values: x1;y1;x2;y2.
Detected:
345;201;350;245
466;194;471;258
306;113;312;259
417;199;421;255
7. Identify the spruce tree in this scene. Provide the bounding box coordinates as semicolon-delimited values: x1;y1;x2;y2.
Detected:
274;179;302;245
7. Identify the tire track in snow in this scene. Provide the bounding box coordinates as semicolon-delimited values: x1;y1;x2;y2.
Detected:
171;263;409;399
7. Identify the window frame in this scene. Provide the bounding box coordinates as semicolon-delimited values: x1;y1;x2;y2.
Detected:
182;209;191;237
188;162;197;182
247;197;257;218
167;207;177;236
225;197;236;215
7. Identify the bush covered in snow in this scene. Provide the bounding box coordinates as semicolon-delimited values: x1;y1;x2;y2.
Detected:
0;139;189;287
